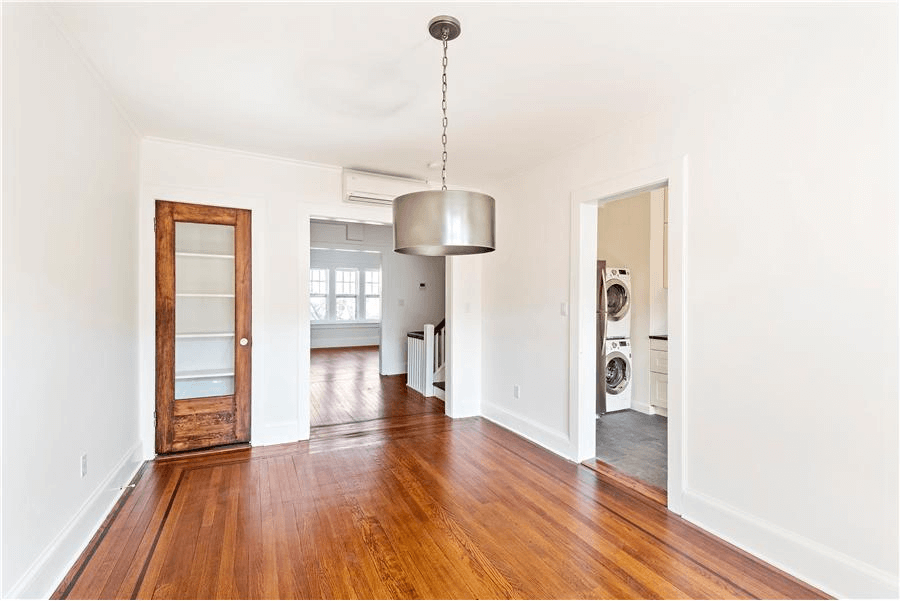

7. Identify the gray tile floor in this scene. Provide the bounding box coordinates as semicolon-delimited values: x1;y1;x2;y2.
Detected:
596;409;667;490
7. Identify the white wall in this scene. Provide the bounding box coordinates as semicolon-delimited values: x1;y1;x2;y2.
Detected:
141;139;362;450
446;256;483;418
309;220;445;371
481;4;898;598
139;140;456;451
597;191;652;412
381;253;445;376
1;6;142;597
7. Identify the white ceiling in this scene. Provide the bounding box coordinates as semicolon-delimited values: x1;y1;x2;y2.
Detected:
50;2;836;184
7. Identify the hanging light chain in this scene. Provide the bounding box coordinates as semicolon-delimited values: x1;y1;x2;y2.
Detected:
441;26;449;191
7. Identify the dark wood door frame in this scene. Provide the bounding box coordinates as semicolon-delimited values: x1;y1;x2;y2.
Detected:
155;200;252;454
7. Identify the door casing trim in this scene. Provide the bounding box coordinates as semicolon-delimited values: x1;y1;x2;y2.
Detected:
569;155;688;514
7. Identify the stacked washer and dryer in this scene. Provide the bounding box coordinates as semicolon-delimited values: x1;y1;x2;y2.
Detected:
600;267;633;413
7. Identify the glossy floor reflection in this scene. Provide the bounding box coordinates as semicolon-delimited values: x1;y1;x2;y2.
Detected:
310;346;444;427
54;413;824;599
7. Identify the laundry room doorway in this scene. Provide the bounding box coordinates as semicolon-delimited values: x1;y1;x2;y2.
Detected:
569;157;687;514
593;187;669;503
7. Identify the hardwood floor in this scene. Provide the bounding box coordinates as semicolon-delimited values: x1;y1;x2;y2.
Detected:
310;346;444;427
53;411;827;598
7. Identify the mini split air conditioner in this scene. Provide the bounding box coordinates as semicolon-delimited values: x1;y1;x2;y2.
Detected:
342;170;434;206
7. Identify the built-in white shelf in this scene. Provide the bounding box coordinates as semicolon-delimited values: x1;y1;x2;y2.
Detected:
175;293;235;298
174;369;235;380
175;332;235;339
175;251;235;259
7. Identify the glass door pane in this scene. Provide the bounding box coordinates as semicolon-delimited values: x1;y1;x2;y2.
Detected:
174;222;235;399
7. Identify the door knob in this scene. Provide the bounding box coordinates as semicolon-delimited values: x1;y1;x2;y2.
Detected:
240;338;249;346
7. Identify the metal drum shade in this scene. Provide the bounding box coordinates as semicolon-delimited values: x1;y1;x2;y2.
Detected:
393;189;496;256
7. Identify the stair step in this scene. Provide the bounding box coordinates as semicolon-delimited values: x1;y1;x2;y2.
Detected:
433;381;445;391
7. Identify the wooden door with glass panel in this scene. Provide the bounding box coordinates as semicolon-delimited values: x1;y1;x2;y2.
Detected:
155;201;251;454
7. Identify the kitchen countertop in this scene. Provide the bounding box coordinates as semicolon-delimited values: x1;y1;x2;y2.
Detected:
649;335;668;340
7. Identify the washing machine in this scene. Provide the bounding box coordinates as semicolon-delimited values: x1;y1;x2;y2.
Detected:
604;267;632;339
605;338;633;412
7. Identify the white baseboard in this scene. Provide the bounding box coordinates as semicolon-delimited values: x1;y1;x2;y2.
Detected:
5;441;144;600
630;401;653;415
682;488;898;599
380;368;407;376
481;402;574;461
254;421;300;447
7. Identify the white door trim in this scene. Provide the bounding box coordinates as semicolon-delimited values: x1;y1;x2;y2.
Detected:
569;155;688;514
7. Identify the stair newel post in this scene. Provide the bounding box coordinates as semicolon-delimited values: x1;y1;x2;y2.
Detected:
424;324;435;397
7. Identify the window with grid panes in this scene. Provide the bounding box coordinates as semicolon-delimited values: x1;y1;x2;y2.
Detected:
309;268;328;321
364;269;382;320
334;268;358;321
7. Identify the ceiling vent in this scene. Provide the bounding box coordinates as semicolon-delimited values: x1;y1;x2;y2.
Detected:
343;170;433;206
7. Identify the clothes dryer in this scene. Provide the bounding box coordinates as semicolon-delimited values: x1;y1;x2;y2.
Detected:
605;338;632;412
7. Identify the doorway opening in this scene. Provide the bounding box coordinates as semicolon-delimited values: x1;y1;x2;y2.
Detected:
591;187;669;502
308;218;446;429
570;157;685;513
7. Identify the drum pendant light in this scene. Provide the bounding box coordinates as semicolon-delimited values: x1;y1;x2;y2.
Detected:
393;16;496;256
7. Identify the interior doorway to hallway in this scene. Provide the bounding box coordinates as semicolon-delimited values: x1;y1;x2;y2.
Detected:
308;218;446;428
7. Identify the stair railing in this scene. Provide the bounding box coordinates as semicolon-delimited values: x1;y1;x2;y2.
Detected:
433;319;445;381
406;319;445;397
406;330;426;395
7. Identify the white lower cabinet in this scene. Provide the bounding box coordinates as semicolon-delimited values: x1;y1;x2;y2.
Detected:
649;338;668;415
650;372;667;407
650;349;668;373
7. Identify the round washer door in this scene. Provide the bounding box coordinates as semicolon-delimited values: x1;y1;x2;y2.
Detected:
605;351;631;395
606;278;630;322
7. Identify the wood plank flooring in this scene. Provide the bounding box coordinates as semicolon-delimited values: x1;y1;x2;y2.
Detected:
54;415;827;599
310;346;444;427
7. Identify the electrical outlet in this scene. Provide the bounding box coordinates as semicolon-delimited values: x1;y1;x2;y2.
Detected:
560;302;568;316
513;385;520;399
80;453;88;478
